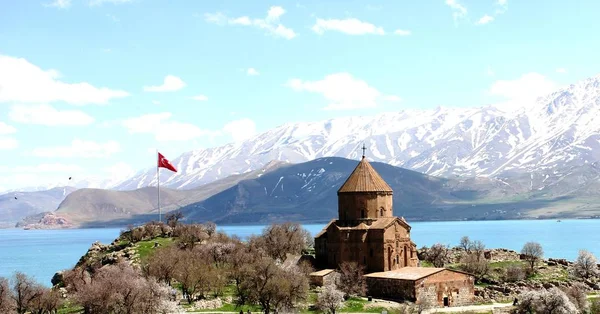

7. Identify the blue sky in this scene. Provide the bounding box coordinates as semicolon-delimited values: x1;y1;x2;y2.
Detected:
0;0;599;191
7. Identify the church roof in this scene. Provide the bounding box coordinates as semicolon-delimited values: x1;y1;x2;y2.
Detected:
364;267;445;280
338;156;393;193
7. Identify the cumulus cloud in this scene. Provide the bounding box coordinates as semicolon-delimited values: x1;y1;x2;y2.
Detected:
223;118;257;142
476;15;494;25
312;18;385;35
394;29;411;36
9;104;95;126
32;140;120;158
556;68;567;74
286;72;399;110
0;138;18;150
191;95;208;101
45;0;71;9
445;0;467;24
247;68;260;76
0;55;129;105
143;75;186;92
489;72;557;110
0;122;16;135
204;6;296;39
123;112;218;141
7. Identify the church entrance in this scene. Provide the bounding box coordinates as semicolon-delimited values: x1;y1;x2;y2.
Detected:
443;297;449;307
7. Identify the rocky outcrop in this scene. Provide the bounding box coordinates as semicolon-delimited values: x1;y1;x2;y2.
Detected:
20;212;73;229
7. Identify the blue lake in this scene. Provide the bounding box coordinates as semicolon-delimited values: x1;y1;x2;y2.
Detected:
1;219;598;286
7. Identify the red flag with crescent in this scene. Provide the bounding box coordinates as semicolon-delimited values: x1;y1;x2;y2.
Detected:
158;152;177;172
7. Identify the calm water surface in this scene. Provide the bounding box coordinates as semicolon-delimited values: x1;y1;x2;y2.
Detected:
1;219;598;285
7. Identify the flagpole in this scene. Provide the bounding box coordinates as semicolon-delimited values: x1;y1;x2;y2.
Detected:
157;149;161;223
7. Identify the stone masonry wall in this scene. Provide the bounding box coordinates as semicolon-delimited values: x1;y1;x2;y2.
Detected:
366;277;415;301
337;192;393;221
415;270;474;307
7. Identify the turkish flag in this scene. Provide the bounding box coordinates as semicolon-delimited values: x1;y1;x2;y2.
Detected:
158;152;177;172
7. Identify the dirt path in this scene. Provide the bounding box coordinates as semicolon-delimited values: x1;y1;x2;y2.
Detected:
423;302;514;313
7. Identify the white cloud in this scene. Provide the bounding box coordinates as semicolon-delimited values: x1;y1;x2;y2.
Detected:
223;118;257;142
89;0;132;6
45;0;71;9
312;18;385;35
556;68;567;74
247;68;260;76
123;112;217;141
496;0;508;14
9;104;95;126
394;29;411;36
204;6;296;40
476;15;494;25
0;55;129;105
106;14;119;22
32;140;120;158
0;122;16;135
489;72;557;109
191;95;209;101
143;75;186;92
445;0;468;24
286;72;397;110
0;138;18;150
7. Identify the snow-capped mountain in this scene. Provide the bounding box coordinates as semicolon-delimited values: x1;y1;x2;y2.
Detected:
111;74;600;191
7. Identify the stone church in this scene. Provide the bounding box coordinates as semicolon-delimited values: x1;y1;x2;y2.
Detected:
314;152;419;272
312;150;475;307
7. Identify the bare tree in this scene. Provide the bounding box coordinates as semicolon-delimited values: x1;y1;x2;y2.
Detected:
11;272;44;314
144;245;181;286
336;262;366;298
316;285;345;314
563;282;589;312
173;249;213;303
252;222;312;262
470;240;486;261
521;242;544;272
459;236;471;253
203;222;217;237
174;224;209;250
423;243;451;268
0;277;15;313
29;287;63;314
504;265;526;282
165;211;184;227
573;249;599;279
460;253;489;282
241;257;308;314
515;288;577;314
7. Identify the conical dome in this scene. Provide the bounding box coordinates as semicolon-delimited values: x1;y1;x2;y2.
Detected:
338;157;393;193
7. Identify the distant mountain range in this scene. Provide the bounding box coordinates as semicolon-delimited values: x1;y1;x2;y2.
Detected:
0;187;76;225
15;157;600;228
5;74;600;227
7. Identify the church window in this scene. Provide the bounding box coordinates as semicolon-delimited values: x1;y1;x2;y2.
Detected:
370;248;373;257
346;232;350;239
361;210;365;218
363;256;367;265
396;241;399;248
396;255;399;264
380;207;384;217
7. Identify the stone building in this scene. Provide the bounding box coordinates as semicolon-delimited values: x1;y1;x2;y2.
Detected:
364;267;475;307
311;149;475;307
314;152;418;273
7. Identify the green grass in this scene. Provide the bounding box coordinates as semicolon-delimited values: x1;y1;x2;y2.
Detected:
135;237;174;261
57;303;83;314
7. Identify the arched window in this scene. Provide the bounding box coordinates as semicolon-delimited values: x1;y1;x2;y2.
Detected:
363;256;367;265
380;207;384;217
370;248;373;257
361;210;365;218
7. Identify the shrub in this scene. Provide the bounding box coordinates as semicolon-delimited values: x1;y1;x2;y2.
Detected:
504;265;526;282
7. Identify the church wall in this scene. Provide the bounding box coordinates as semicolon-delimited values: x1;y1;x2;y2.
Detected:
415;270;475;307
383;222;418;270
365;277;416;301
337;192;393;221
